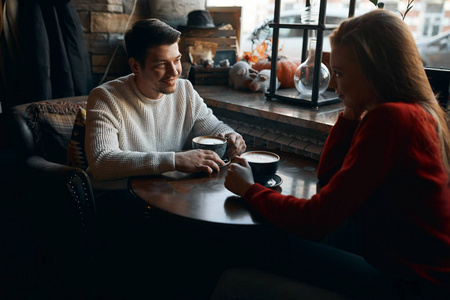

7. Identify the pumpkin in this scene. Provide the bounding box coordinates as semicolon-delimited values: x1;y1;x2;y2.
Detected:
253;56;301;88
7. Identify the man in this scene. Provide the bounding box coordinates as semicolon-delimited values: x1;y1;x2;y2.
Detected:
84;19;247;298
85;18;246;181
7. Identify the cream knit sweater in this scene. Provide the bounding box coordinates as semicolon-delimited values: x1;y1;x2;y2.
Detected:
85;74;234;180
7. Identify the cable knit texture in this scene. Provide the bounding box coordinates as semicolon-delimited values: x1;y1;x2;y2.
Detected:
85;74;233;180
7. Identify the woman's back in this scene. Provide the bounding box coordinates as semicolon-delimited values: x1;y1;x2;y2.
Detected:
343;102;450;292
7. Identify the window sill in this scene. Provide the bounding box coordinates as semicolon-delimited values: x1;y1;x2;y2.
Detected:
195;85;345;160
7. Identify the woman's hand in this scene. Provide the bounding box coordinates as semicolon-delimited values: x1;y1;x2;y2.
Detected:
219;132;247;159
342;106;367;121
224;156;254;197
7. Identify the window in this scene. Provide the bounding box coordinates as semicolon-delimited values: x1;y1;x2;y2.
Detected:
423;1;445;38
206;0;449;69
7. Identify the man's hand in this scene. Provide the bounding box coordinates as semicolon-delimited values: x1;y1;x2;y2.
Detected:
219;132;247;159
175;149;224;174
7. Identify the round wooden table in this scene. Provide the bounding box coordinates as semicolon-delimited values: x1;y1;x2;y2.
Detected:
128;150;319;227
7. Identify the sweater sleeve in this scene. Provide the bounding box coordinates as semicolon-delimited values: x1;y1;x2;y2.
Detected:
317;112;359;183
187;81;234;137
244;105;408;240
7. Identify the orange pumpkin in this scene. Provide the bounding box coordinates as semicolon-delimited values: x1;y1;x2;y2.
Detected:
253;57;301;88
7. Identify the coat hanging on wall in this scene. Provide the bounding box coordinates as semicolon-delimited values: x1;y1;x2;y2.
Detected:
0;0;93;112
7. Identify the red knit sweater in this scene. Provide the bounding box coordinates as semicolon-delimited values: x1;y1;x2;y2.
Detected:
244;102;450;290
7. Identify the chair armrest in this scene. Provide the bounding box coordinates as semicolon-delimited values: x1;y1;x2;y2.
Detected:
22;155;97;258
24;155;96;224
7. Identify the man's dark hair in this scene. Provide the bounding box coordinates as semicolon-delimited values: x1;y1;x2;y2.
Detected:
125;18;181;66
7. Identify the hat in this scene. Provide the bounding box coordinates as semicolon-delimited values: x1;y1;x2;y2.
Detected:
181;10;225;29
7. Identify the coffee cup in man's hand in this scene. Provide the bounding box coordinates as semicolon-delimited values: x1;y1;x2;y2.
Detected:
192;135;227;158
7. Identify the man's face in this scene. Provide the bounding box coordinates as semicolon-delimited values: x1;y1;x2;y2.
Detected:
131;43;182;99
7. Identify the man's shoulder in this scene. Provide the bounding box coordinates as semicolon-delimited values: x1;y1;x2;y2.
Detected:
97;74;133;91
88;74;134;101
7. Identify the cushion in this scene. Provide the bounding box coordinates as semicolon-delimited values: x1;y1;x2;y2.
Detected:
66;107;88;170
26;101;87;164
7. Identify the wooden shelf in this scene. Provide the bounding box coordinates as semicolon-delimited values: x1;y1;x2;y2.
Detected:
208;6;242;50
179;6;242;65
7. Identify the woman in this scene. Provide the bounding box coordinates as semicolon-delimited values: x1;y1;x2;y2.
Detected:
213;9;450;300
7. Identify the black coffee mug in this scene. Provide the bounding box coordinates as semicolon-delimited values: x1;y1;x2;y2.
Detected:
241;151;279;185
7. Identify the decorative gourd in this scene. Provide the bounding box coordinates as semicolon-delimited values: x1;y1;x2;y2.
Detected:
253;56;301;88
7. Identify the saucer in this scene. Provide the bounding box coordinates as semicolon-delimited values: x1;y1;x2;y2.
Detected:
220;156;231;168
264;174;282;188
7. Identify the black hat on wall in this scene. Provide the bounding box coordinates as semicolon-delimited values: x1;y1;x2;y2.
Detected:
180;10;225;29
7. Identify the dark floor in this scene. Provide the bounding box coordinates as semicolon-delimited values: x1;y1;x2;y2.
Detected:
0;118;73;299
0;123;38;299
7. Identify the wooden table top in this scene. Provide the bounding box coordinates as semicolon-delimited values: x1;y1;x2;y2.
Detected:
128;149;319;227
